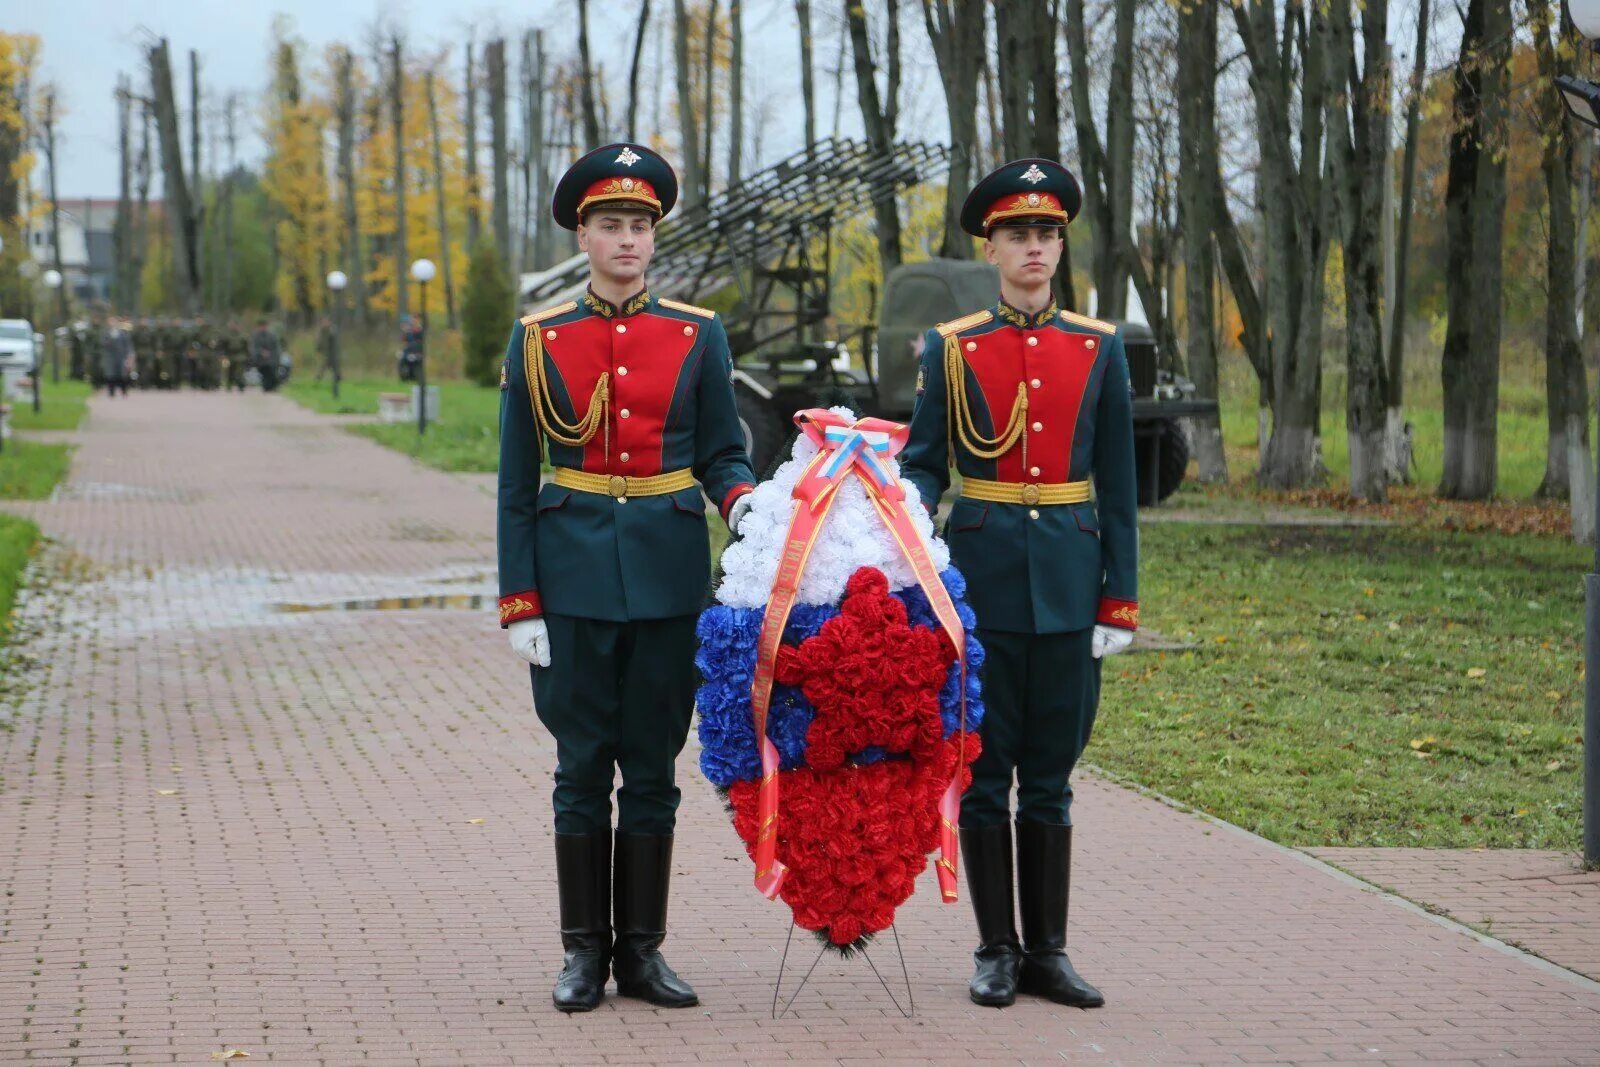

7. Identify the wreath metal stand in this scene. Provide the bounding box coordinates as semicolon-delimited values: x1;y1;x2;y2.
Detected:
770;920;916;1019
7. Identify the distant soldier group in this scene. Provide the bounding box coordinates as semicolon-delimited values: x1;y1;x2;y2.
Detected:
67;313;289;395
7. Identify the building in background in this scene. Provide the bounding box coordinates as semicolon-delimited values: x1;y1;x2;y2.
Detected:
24;199;161;305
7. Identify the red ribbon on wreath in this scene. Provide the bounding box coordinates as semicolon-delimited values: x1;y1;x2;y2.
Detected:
747;409;970;903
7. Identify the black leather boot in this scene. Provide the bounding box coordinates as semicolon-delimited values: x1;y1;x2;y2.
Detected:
1016;821;1104;1007
961;823;1022;1007
552;832;612;1012
612;832;699;1007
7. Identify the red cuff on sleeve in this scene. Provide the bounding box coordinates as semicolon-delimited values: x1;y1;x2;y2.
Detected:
1097;597;1139;631
721;482;754;520
498;591;543;627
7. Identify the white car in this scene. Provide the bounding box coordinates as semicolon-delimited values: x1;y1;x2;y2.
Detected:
0;319;37;372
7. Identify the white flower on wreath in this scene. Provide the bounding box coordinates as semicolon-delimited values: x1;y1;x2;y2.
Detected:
716;407;950;609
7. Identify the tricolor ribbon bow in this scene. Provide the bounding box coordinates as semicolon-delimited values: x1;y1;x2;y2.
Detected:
746;409;970;903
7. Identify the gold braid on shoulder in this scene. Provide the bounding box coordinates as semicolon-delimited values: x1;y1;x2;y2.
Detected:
523;323;611;460
942;331;1029;469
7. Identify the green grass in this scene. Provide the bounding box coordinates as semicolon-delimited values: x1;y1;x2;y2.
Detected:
0;513;39;651
1092;519;1589;849
283;375;505;473
0;441;72;500
8;379;91;432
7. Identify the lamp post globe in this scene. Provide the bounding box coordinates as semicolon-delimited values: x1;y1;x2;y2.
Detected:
409;258;436;283
326;270;348;291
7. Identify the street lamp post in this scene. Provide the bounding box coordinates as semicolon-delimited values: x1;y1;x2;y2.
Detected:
1567;0;1600;867
40;269;62;415
409;258;435;436
326;271;347;402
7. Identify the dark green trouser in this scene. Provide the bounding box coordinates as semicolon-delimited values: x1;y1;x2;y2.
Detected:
961;627;1101;829
532;613;699;835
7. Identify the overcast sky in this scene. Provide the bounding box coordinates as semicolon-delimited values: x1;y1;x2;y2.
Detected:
15;0;942;200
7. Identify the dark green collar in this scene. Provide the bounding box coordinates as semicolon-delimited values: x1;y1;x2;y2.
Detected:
583;286;652;319
996;298;1058;330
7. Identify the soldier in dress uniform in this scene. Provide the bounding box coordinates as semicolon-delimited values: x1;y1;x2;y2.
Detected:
901;159;1139;1010
497;143;756;1013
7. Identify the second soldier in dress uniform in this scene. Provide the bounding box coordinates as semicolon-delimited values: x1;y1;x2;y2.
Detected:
902;159;1139;1010
497;143;756;1013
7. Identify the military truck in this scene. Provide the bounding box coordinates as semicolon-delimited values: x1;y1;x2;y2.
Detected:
728;258;1216;505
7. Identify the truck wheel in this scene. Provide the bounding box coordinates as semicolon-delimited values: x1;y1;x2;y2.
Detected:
737;394;791;476
1156;417;1189;502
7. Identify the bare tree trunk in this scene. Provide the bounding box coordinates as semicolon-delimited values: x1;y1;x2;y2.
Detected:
844;0;902;278
672;0;704;207
1326;0;1392;502
727;0;742;186
529;31;549;269
701;0;720;203
222;95;236;311
796;0;817;156
1386;0;1428;485
1179;0;1225;482
465;39;481;255
39;87;68;325
921;0;984;258
1530;0;1591;538
425;71;457;328
487;38;511;270
1227;0;1333;489
330;50;366;321
627;2;653;143
980;46;1000;174
391;35;409;319
189;50;204;305
133;100;152;314
577;0;603;147
518;31;534;278
993;0;1031;160
1064;0;1135;319
148;40;201;311
1439;0;1511;500
115;77;134;313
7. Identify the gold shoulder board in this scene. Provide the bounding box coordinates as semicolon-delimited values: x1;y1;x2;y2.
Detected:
520;300;579;327
1058;309;1118;335
936;309;995;338
658;297;716;319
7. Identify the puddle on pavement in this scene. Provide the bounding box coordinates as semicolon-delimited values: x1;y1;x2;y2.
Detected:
52;482;196;503
22;563;499;640
273;592;491;614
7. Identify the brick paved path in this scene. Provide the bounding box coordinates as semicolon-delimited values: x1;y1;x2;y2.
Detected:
2;392;1599;1065
1309;848;1600;983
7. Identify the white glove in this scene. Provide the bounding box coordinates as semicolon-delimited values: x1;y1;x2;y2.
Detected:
728;495;753;535
1091;624;1134;659
508;617;551;667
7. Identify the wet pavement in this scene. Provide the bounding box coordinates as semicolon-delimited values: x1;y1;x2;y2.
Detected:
1;390;1598;1065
